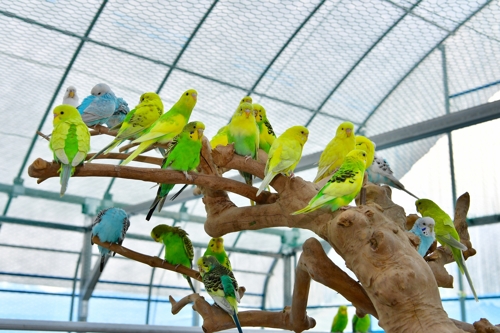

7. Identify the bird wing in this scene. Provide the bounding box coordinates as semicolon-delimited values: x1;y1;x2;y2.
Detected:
182;234;194;262
133;113;185;143
436;233;467;251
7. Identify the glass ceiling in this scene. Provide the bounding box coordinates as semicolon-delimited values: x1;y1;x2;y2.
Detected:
1;0;500;329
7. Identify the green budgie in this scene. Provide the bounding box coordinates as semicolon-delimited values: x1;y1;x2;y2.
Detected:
151;224;196;293
253;103;276;154
198;255;242;333
416;198;478;301
352;313;371;333
292;149;367;215
204;237;232;270
227;98;259;189
121;89;197;165
50;105;90;196
331;305;348;332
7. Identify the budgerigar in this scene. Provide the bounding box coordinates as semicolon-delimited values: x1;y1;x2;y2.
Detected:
355;136;375;169
367;154;419;199
105;97;130;129
146;121;205;221
62;86;79;107
256;125;309;196
331;305;348;333
416;199;478;301
210;125;229;149
352;314;371;333
198;255;242;333
50;105;90;196
151;224;196;293
78;83;117;127
293;149;367;215
91;208;130;272
314;121;355;183
253;103;276;154
204;237;232;270
121;89;198;165
87;92;164;162
227;99;259;188
409;216;436;257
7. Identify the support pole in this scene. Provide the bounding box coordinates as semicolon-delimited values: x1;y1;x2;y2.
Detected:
78;215;93;322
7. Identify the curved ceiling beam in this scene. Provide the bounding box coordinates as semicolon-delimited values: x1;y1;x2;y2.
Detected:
357;0;493;134
155;0;219;94
304;0;423;127
2;0;109;216
246;0;326;96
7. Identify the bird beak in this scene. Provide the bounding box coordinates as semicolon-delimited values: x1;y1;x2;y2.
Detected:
244;109;251;118
68;91;75;98
346;128;352;137
198;128;204;138
53;113;58;120
191;92;197;101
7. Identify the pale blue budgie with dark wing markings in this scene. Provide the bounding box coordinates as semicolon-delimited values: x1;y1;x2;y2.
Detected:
367;153;419;199
91;208;130;272
198;255;242;333
79;83;117;126
409;217;435;257
106;97;130;128
62;86;79;107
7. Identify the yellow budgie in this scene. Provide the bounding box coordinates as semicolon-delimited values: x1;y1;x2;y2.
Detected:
87;92;163;162
256;126;309;196
314;121;355;183
210;125;229;149
253;103;276;154
354;135;375;169
121;89;197;165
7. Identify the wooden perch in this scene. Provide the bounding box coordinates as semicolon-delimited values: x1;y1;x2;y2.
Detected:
88;124;118;137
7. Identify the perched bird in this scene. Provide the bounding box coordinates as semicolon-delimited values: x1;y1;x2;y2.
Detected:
50;105;90;196
204;237;232;270
409;216;436;257
416;199;478;301
105;97;130;129
253;103;276;154
145;121;205;221
314;121;355;183
292;149;367;215
352;313;371;333
198;255;242;333
91;208;130;272
87;92;164;162
78;83;117;127
227;100;259;188
121;89;198;165
210;125;229;149
331;305;348;333
256;125;309;196
354;136;375;169
151;224;196;293
367;154;419;199
62;86;79;107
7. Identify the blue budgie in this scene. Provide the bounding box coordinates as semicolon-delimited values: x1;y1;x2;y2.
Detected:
78;83;117;126
106;97;130;129
91;207;130;272
409;217;435;257
367;154;419;199
62;86;79;107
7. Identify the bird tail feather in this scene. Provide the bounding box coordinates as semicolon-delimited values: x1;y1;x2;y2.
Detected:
121;140;153;165
402;188;419;200
291;203;320;215
186;276;196;294
59;164;73;197
459;250;478;302
146;195;161;221
256;171;275;197
232;313;243;333
87;139;122;163
170;184;189;201
100;255;105;272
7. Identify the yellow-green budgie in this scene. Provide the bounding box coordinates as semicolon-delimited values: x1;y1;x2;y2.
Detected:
253;103;276;154
354;135;375;169
415;199;478;301
121;89;197;165
331;305;348;332
314;121;355;183
204;237;232;270
210;125;229;149
256;125;309;196
50;105;90;196
88;92;163;162
227;99;259;187
293;149;367;215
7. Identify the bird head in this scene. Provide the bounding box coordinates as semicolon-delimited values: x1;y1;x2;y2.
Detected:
52;105;81;126
416;217;435;236
65;86;77;99
336;121;354;138
208;237;225;253
415;199;435;216
91;83;112;96
355;135;375;167
253;103;265;121
240;95;252;104
183;121;205;141
338;305;347;315
345;149;367;168
150;224;172;242
197;255;219;273
178;89;198;109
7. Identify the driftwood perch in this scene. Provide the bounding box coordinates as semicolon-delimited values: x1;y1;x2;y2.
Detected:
28;133;498;333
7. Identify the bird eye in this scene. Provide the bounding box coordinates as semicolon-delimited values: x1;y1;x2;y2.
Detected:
301;131;304;134
185;92;188;96
341;128;344;130
60;111;64;114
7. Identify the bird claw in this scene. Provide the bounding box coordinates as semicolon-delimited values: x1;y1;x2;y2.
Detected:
339;206;351;211
244;155;251;162
290;172;295;179
183;171;193;181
